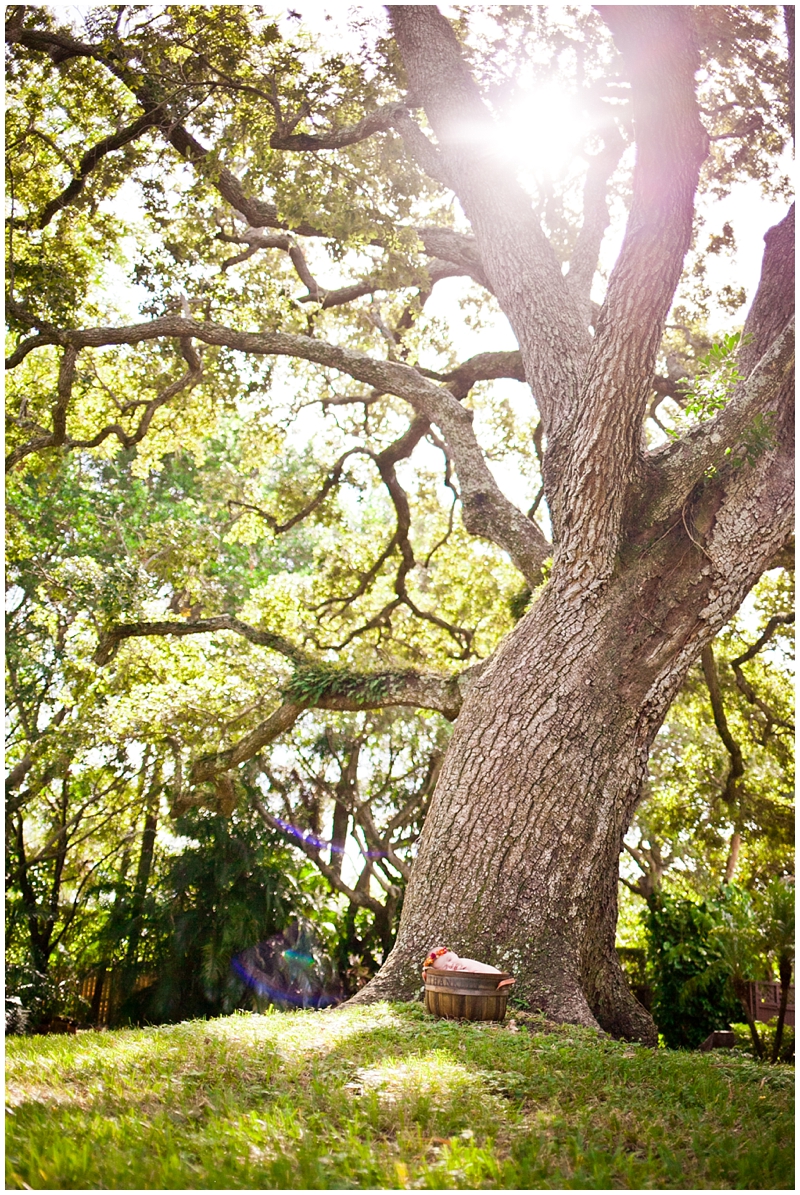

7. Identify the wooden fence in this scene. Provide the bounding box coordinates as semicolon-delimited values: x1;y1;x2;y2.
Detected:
80;970;156;1026
744;981;795;1028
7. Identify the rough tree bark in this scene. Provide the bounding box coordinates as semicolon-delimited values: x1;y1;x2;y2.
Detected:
348;7;794;1040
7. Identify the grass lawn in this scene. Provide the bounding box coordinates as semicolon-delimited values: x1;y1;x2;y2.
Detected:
5;1003;794;1190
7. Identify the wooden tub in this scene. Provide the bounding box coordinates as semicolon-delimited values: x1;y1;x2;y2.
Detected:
423;969;514;1021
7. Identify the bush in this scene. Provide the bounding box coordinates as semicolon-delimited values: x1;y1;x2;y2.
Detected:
645;892;742;1049
5;995;30;1036
4;960;82;1029
114;807;341;1025
731;1019;794;1064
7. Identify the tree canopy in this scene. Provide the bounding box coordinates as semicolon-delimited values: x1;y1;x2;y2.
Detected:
6;4;794;1033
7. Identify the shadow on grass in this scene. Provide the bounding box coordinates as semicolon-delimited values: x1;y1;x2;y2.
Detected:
5;1003;795;1191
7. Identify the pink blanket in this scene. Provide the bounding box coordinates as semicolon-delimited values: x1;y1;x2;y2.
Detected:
422;947;515;987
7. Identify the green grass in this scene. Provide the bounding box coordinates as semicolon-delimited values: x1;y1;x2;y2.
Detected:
5;1004;794;1190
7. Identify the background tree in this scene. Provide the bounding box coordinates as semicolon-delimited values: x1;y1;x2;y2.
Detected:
762;876;794;1064
5;5;793;1041
622;568;794;900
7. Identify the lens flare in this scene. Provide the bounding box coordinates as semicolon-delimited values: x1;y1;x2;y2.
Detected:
232;920;343;1010
273;815;387;858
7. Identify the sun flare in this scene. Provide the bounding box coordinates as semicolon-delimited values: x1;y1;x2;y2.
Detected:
499;83;592;179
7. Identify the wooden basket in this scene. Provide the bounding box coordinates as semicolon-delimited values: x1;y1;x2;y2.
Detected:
423;969;514;1021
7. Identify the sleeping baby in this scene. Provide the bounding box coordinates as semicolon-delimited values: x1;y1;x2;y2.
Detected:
422;947;515;987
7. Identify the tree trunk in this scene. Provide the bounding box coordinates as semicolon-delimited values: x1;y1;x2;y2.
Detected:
124;805;158;968
724;831;742;884
125;765;161;970
733;977;764;1060
353;492;791;1042
89;967;107;1026
329;799;349;880
770;959;793;1064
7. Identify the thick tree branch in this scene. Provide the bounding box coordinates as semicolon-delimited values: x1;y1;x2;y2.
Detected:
739;204;795;376
389;5;589;433
424;349;526;401
189;667;466;789
701;644;743;806
13;314;551;584
94;614;314;668
565;119;627;320
415;227;490;290
642;316;795;524
191;703;308;785
553;6;708;586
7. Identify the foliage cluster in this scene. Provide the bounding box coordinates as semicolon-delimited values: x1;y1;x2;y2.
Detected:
731;1019;795;1066
645;890;750;1050
643;880;794;1055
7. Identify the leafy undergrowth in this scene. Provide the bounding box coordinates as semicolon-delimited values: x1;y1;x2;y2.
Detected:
5;1004;794;1190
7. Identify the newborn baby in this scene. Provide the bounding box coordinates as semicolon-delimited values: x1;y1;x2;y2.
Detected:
422;947;515;986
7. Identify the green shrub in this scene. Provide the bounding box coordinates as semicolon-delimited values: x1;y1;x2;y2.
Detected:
645;892;742;1049
731;1019;794;1064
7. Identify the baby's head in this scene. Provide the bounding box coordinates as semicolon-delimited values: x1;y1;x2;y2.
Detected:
422;946;453;971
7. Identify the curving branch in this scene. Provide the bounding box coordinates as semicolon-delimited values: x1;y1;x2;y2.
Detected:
9;313;551;584
270;100;406;151
270;92;451;185
728;614;795;737
191;702;308;785
6;339;202;472
5;332;60;370
249;788;387;915
218;222;465;309
94;614;314;668
701;644;744;807
225;414;471;652
8;20;491;310
8;23;328;238
621;837;675;900
428;349;526;401
217;226;321;295
305;415;474;655
227;451;358;536
642;316;795;524
30;110;162;230
308;259;465;310
189;670;463;790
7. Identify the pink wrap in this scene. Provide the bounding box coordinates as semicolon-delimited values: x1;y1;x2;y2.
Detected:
422;947;515;987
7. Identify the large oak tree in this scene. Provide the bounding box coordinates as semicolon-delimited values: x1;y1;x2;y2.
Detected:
6;5;794;1041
